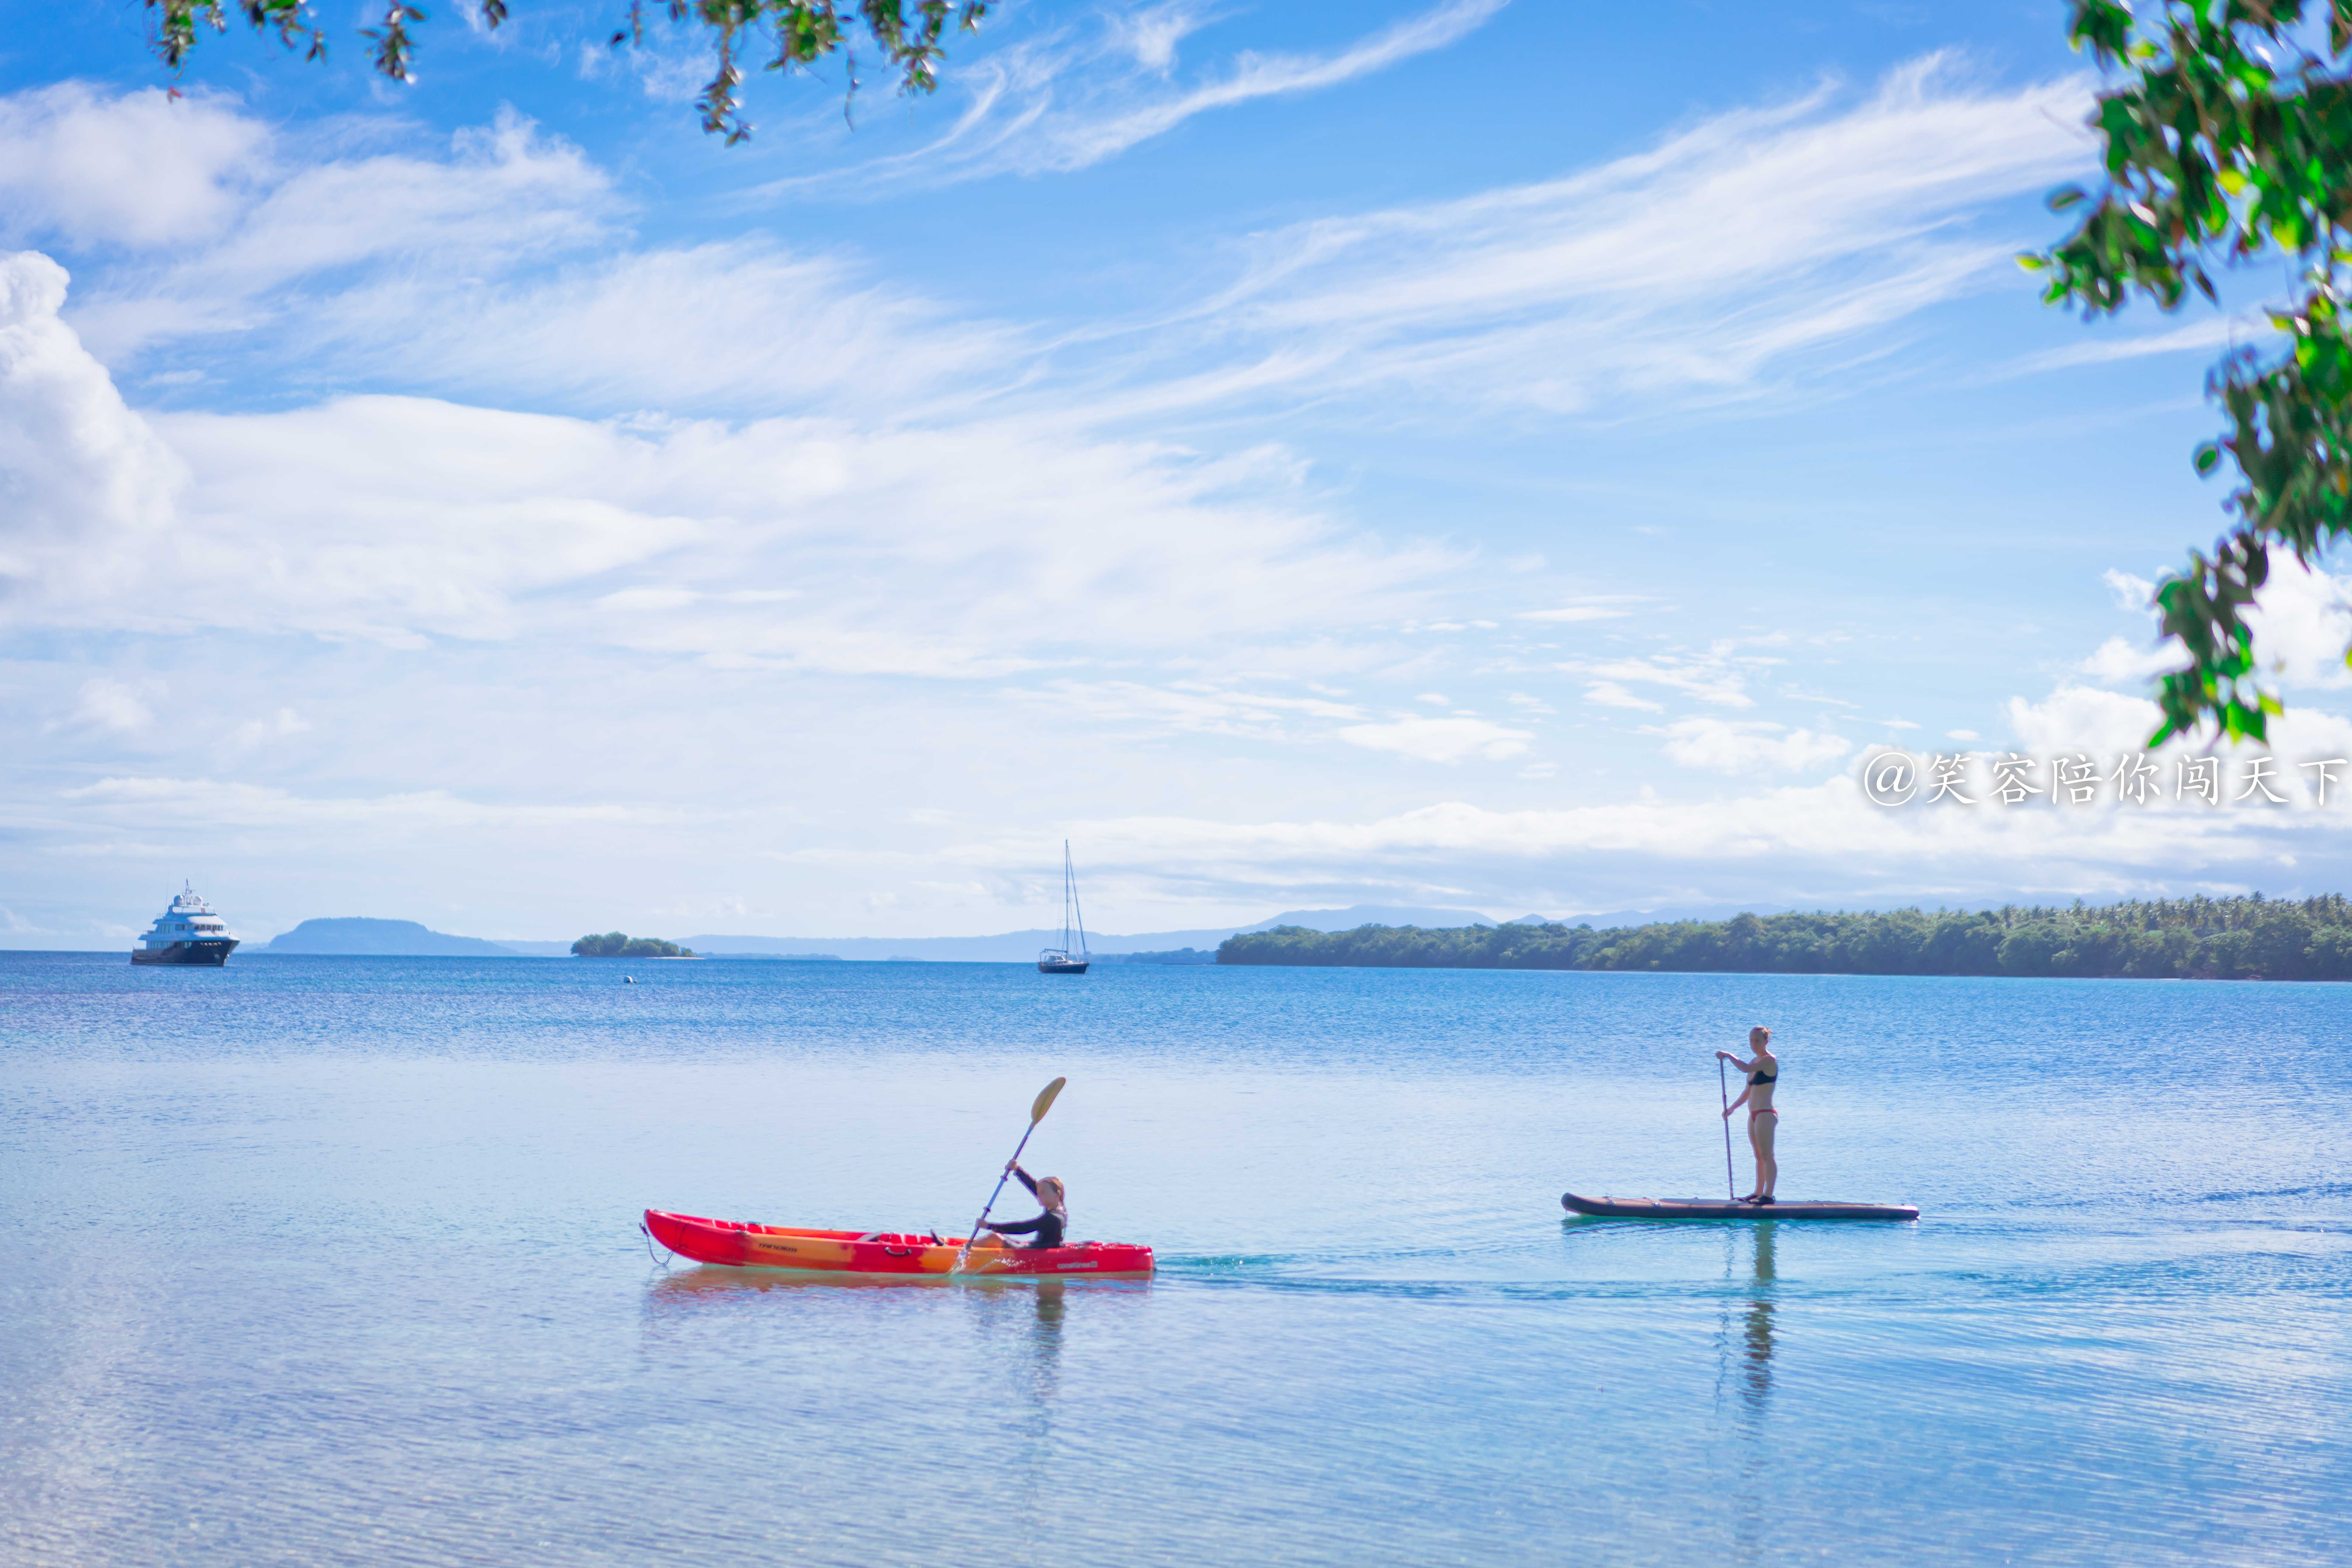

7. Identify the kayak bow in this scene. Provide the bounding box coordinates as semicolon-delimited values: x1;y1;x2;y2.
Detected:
1562;1191;1918;1221
644;1209;1155;1277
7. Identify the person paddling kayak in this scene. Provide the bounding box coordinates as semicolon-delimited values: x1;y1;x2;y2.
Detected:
1716;1026;1779;1204
981;1161;1067;1250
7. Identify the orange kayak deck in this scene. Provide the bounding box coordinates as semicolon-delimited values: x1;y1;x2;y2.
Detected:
643;1209;1155;1278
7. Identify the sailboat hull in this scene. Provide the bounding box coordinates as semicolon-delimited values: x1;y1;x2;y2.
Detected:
1037;955;1089;974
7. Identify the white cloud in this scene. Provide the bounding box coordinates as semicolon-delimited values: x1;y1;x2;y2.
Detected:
2004;683;2352;779
907;771;2352;913
1107;2;1214;74
1517;597;1642;623
2079;635;2183;686
2004;684;2163;758
0;84;268;249
286;241;1018;419
60;774;714;833
791;0;1509;191
1583;680;1663;713
1567;648;1761;708
1656;717;1852;774
2002;314;2261;378
64;675;161;734
1947;729;1980;741
2103;567;2155;613
2247;562;2352;688
1162;54;2094;417
4;254;1460;663
0;251;186;610
63;107;617;363
1334;714;1533;763
1005;680;1367;740
227;707;310;750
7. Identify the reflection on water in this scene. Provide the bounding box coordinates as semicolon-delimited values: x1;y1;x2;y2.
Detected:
1739;1224;1776;1419
1720;1223;1777;1564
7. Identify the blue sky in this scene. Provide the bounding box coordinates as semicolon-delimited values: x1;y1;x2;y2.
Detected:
7;0;2352;945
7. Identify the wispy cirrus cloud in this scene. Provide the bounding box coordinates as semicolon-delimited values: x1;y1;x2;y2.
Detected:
761;0;1508;194
1092;54;2095;421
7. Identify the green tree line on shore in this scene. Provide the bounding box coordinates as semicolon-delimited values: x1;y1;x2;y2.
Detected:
1217;896;2352;981
571;932;695;958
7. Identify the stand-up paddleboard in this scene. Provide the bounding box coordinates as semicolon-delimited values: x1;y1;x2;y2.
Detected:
1563;1191;1917;1221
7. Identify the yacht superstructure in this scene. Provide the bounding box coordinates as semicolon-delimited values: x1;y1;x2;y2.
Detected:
132;884;240;966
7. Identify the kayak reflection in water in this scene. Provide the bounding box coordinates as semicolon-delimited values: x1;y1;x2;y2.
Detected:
1717;1026;1780;1204
983;1162;1068;1250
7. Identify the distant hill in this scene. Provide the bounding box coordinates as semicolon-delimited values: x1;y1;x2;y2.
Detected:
671;904;1510;964
264;918;520;957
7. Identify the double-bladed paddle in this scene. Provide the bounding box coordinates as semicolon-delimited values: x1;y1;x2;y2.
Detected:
954;1075;1066;1272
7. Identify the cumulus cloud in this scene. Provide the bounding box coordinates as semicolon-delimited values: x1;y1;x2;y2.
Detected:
1656;716;1852;774
0;252;185;612
2079;635;2183;686
1335;714;1533;763
2;253;1457;660
63;675;162;734
0;84;268;249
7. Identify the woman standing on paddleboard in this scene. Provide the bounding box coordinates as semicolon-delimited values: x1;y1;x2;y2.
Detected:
1717;1027;1779;1204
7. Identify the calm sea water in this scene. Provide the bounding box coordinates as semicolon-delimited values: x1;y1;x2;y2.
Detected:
2;952;2345;1565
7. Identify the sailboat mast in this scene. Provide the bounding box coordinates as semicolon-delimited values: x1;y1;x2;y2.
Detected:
1069;843;1088;955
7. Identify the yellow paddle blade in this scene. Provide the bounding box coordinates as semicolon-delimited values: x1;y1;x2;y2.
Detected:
1030;1075;1067;1124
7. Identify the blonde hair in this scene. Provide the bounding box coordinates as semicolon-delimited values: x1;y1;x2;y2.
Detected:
1037;1176;1067;1212
1750;1026;1771;1047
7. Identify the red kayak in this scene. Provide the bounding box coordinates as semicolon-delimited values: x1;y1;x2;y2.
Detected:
643;1209;1155;1279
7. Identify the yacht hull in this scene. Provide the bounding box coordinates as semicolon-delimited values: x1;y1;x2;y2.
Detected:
131;940;239;966
1037;958;1089;974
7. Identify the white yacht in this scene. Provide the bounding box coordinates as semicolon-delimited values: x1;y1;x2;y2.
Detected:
132;883;240;966
1037;841;1091;975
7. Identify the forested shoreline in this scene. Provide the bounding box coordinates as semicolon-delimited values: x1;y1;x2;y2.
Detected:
1216;896;2352;981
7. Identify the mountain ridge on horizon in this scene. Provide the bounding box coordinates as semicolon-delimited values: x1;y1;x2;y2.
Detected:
236;899;2000;959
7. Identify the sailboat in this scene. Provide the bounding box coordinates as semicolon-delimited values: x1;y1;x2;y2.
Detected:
1037;841;1091;975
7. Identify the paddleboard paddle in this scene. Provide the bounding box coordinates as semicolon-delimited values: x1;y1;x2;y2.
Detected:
1717;1055;1737;1201
955;1075;1067;1273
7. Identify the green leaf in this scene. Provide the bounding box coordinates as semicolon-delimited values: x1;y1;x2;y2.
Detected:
2194;442;2223;476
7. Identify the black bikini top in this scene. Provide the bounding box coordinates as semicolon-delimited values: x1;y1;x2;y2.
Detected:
1750;1068;1777;1085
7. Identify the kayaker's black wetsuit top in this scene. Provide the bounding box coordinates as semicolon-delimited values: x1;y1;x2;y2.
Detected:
993;1169;1066;1250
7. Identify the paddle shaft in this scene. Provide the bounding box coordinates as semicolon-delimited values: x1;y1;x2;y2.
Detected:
1717;1057;1736;1200
954;1075;1067;1273
968;1120;1043;1242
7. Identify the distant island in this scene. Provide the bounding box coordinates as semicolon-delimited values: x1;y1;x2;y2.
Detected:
265;918;520;957
572;931;696;958
1217;896;2352;982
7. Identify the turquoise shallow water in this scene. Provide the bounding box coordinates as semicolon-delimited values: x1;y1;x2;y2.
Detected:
2;952;2346;1565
